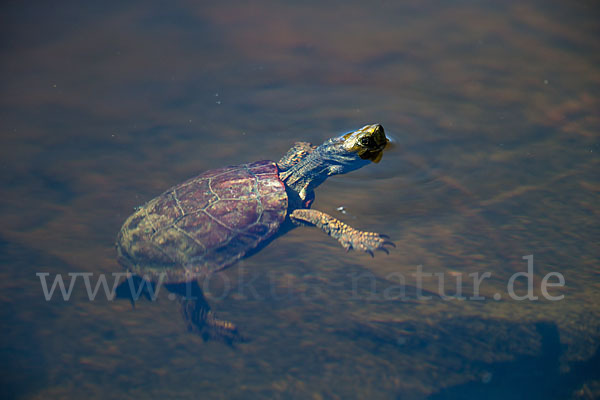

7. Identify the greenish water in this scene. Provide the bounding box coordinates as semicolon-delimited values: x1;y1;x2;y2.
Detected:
1;0;598;399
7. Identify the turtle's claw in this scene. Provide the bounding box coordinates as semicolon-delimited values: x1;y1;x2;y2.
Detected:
374;238;395;255
339;231;394;257
201;313;247;346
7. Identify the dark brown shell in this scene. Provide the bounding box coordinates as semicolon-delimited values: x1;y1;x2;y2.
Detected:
116;161;287;283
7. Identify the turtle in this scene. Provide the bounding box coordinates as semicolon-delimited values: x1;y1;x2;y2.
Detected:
116;123;394;343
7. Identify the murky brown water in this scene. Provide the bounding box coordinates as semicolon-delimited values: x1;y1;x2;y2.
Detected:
1;0;598;399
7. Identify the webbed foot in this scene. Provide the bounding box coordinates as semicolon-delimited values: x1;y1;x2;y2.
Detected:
167;281;246;345
181;302;246;345
340;230;395;257
289;208;394;257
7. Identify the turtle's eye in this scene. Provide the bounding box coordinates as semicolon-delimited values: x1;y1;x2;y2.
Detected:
360;137;372;147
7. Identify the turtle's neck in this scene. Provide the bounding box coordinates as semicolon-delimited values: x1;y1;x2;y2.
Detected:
279;146;331;202
279;138;368;205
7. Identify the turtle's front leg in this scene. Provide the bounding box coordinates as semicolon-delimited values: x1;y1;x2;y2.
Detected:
289;209;394;256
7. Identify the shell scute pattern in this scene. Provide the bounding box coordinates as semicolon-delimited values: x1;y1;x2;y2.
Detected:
118;161;287;282
205;199;261;229
176;179;216;214
256;179;287;207
210;172;255;200
175;212;229;249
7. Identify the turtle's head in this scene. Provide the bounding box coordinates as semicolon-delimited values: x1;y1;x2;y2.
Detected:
340;124;388;163
281;124;389;201
317;124;388;173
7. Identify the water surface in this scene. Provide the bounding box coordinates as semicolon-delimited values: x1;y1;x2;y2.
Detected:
1;0;598;399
